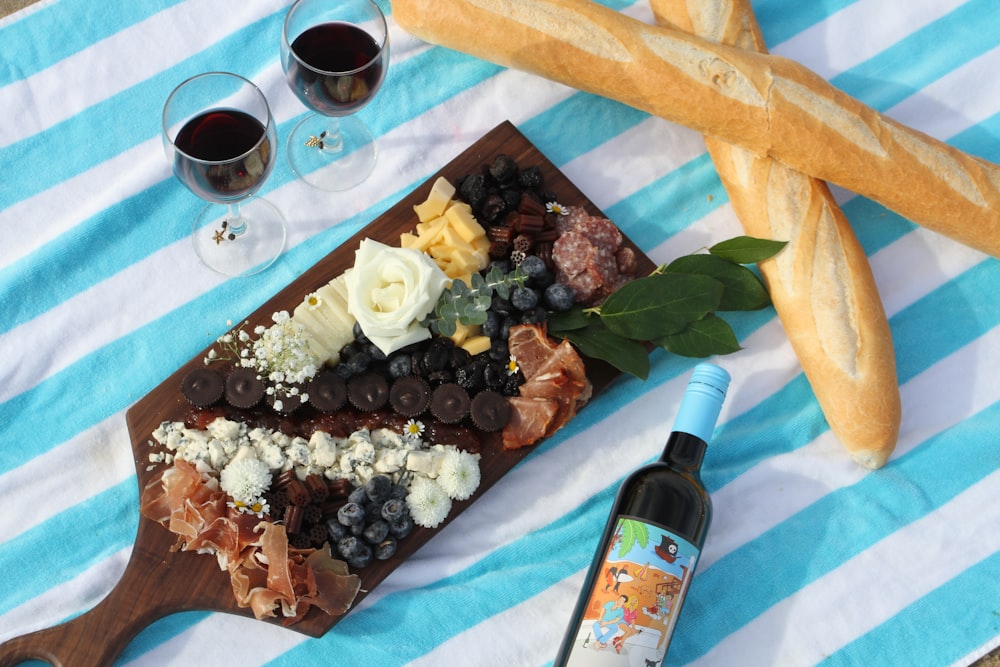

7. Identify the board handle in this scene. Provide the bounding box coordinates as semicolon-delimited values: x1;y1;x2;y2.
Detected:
0;575;157;667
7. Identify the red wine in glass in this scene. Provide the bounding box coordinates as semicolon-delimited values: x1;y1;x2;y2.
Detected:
280;0;389;191
287;22;386;117
173;109;273;202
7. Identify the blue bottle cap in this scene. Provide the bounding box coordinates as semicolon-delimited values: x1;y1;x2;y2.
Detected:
673;363;731;443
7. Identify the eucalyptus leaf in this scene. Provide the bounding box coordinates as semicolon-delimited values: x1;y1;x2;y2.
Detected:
558;323;651;380
657;314;741;357
665;254;771;311
709;236;787;264
599;273;723;341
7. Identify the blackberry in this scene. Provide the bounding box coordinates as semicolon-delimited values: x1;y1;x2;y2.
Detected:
374;537;398;561
544;282;576;312
337;502;366;527
517;165;543;189
511;286;540;311
426;369;453;386
363;519;390;545
502;188;522;211
459;173;487;208
365;475;393;504
454;363;485;392
449;346;472;369
489;154;518;183
483;363;505;391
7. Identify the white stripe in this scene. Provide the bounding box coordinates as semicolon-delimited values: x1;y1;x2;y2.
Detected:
0;411;134;543
771;0;968;76
0;0;288;150
689;469;1000;666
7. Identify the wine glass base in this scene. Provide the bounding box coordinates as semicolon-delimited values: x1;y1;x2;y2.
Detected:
287;114;377;191
191;197;287;277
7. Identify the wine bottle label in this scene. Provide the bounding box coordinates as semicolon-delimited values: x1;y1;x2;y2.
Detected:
562;515;700;664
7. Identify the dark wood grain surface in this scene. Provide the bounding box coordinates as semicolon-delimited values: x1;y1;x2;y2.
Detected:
0;121;655;667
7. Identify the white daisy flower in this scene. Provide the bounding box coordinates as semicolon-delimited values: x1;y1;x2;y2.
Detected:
219;457;271;505
436;447;481;501
406;476;452;529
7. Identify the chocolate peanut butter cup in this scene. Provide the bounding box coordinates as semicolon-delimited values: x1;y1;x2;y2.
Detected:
470;390;511;432
307;370;348;412
389;376;432;417
347;372;390;412
181;367;225;407
430;383;471;424
225;367;265;409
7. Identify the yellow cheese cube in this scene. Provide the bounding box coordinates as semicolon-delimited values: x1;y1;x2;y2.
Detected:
461;335;492;356
413;176;456;221
444;202;486;243
400;232;420;249
449;321;481;346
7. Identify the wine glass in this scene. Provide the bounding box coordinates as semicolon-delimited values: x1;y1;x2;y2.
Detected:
281;0;389;191
162;72;286;277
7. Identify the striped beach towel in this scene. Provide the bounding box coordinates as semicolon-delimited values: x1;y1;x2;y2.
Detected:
1;0;998;665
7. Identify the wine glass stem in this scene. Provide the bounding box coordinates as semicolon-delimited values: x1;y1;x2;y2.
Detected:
320;118;343;154
227;204;247;237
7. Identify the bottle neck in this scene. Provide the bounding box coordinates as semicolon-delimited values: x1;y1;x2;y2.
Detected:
661;431;707;472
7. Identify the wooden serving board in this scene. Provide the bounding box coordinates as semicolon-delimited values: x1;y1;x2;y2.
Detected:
0;121;656;667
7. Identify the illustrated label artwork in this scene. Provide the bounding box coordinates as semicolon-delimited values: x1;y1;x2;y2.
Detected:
563;516;699;665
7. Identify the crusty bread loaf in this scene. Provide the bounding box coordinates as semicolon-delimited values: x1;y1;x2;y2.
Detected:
650;0;900;468
392;0;1000;259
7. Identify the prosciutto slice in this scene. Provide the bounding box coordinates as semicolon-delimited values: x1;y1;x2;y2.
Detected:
140;459;361;624
502;324;592;449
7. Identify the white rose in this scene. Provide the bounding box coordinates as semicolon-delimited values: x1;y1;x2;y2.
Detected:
345;238;449;355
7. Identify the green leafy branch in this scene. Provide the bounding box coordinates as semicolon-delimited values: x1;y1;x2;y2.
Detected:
425;263;528;337
547;236;787;380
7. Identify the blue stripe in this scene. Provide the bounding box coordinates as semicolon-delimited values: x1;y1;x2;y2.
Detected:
669;398;1000;664
822;548;1000;666
755;0;860;48
0;479;137;616
829;0;1000;111
0;0;185;87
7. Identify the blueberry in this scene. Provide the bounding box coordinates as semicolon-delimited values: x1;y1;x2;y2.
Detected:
365;500;385;523
499;316;514;341
338;502;366;527
352;321;370;344
491;294;514;317
345;351;371;375
388;514;414;539
374;537;398;561
544;282;576;312
481;311;501;339
488;259;511;275
422;339;452;372
520;255;549;282
335;362;354;380
489;339;509;363
337;535;365;560
363;519;390;544
387;353;412;379
520;305;548;325
511;286;540;311
348;486;369;505
326;518;348;542
366;343;388;363
381;498;407;523
365;475;393;504
346;541;373;569
389;483;409;500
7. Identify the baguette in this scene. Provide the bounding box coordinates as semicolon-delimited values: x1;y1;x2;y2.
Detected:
392;0;1000;259
649;0;899;467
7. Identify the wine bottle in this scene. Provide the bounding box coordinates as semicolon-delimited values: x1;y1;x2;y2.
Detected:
553;362;731;665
